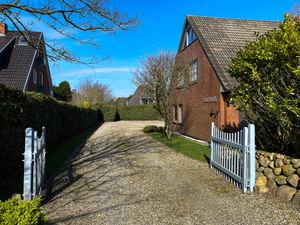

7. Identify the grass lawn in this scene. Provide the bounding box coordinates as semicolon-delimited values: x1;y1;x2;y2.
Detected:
148;132;210;162
46;124;100;177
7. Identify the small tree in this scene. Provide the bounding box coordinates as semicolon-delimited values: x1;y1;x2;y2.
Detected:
133;51;189;139
228;14;300;153
53;81;72;101
71;79;114;106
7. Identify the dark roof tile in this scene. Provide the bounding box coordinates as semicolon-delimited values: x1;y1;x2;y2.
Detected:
186;16;279;90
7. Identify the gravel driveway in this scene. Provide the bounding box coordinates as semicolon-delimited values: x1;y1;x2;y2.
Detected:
43;121;300;225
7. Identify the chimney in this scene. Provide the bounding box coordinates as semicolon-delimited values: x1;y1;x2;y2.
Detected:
0;23;7;36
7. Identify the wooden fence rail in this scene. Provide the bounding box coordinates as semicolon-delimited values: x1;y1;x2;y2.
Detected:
23;127;46;200
210;122;255;193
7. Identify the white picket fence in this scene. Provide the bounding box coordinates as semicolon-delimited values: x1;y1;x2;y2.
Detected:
210;122;255;193
23;127;46;200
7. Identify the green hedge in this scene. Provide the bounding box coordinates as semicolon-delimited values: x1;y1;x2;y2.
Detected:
95;104;161;121
0;196;46;225
0;85;102;199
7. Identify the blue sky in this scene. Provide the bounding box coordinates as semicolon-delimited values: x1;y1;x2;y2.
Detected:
45;0;298;97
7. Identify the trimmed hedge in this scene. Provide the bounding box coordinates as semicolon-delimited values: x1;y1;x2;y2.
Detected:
0;196;46;224
0;85;102;199
95;104;161;121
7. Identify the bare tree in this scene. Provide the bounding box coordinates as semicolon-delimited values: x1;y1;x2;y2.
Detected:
0;0;137;63
133;51;189;139
71;78;114;106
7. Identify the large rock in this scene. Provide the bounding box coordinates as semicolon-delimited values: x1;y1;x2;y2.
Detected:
297;168;300;176
274;167;282;176
282;164;296;176
287;174;299;188
258;167;265;172
276;185;297;202
258;156;269;167
274;175;287;185
292;190;300;206
275;159;284;167
263;168;275;179
254;185;269;194
283;158;290;165
268;161;275;169
275;154;285;160
291;159;300;169
266;178;277;195
256;175;267;186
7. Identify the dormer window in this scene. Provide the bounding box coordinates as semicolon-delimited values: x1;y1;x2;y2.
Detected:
181;25;197;49
19;35;28;45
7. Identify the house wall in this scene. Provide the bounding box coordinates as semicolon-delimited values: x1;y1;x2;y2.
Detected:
171;40;239;141
27;63;51;95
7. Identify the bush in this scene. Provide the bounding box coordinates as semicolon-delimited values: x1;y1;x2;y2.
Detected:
95;104;161;122
143;125;159;133
0;196;47;225
0;85;102;199
117;105;161;120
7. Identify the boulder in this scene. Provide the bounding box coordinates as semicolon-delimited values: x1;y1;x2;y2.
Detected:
275;154;285;160
258;156;269;167
268;161;275;169
274;175;287;185
274;167;282;176
263;168;275;179
287;174;299;188
275;159;284;167
269;153;275;161
276;185;297;202
282;164;296;176
292;190;300;206
256;175;267;186
266;178;277;195
254;185;269;194
258;167;265;172
283;158;290;165
291;159;300;169
297;168;300;176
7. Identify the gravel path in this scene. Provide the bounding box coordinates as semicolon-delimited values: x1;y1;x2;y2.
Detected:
43;121;300;225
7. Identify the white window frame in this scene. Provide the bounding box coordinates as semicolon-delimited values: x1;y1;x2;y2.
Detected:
32;69;37;84
173;105;178;123
40;72;44;85
191;59;198;82
178;105;183;124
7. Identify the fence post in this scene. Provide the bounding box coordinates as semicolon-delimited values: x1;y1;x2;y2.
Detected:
42;127;46;182
32;130;38;198
242;126;248;193
248;124;255;192
210;122;214;169
23;128;33;200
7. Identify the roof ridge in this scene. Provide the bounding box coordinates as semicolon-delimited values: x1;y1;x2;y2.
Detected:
186;15;279;23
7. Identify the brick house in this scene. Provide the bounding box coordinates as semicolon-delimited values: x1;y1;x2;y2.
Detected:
171;16;278;141
0;23;53;95
127;85;154;106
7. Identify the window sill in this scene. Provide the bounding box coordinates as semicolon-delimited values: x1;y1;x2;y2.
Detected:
190;80;198;85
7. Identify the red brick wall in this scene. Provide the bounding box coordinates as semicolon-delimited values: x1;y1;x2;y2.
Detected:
171;40;239;141
27;64;51;95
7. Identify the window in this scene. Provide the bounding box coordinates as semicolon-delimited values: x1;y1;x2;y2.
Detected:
19;35;28;45
182;26;197;48
178;105;183;124
191;60;198;82
173;105;178;122
32;69;37;84
177;71;184;87
40;72;44;85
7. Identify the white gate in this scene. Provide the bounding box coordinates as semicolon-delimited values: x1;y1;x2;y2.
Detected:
210;122;255;193
23;127;46;200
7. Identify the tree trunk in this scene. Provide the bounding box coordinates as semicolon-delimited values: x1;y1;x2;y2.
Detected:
164;117;172;140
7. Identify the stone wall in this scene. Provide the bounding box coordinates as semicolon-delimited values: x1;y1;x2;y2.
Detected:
255;150;300;205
